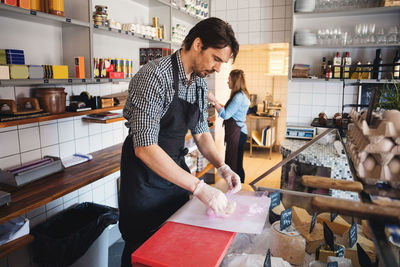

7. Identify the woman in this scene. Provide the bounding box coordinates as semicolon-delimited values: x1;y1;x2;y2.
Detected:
208;69;250;183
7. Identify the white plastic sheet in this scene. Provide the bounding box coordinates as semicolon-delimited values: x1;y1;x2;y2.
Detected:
168;191;270;234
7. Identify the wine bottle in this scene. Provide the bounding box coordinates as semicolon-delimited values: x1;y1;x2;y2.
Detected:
372;49;382;80
393;50;400;79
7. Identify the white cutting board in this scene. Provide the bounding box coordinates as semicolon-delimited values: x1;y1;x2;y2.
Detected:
168;191;271;234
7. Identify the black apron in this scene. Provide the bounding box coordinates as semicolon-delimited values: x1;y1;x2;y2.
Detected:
119;52;201;250
224;118;242;176
223;102;247;183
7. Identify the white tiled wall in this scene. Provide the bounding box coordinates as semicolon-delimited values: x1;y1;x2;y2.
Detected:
0;82;129;267
211;0;292;44
286;80;359;125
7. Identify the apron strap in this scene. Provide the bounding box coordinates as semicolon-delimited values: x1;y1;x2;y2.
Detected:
171;52;179;99
171;51;203;122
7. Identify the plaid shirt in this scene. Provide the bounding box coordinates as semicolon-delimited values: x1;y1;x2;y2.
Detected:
123;51;209;147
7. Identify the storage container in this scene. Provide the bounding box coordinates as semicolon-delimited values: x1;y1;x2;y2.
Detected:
35;87;67;114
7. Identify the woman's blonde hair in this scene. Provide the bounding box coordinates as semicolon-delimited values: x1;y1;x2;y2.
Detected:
226;69;250;107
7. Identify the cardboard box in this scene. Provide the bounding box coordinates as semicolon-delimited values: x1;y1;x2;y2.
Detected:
0;65;10;80
74;56;85;78
382;0;400;6
1;0;17;6
52;65;68;79
18;0;31;9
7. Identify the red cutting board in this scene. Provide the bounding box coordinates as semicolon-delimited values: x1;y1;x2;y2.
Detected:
131;221;236;267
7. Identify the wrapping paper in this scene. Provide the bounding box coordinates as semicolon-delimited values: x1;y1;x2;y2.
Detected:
168;191;270;234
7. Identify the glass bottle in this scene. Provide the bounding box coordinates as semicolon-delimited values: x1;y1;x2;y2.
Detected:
372;49;383;80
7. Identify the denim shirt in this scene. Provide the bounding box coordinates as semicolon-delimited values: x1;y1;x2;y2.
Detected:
218;91;250;134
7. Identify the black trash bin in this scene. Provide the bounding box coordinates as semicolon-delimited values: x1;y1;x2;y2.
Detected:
31;202;119;267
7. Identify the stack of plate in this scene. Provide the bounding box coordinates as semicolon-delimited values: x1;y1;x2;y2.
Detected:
295;0;315;12
294;30;317;46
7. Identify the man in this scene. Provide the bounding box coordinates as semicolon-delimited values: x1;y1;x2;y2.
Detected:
119;17;240;266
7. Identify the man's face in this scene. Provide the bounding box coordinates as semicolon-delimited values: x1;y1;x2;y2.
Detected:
192;39;232;78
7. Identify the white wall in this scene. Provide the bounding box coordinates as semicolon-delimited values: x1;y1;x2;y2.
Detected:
211;0;292;45
0;82;128;267
286;80;359;125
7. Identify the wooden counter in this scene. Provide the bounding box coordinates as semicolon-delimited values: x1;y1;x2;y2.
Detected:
0;143;123;225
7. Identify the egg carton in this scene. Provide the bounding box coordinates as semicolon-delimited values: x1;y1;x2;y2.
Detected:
347;141;400;188
349;110;399;143
347;124;393;154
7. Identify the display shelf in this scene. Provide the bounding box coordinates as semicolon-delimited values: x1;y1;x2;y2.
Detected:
170;4;202;21
292;78;399;83
293;43;400;49
0;234;34;259
0;106;123;128
195;163;213;178
93;25;169;44
336;130;400;266
294;6;400;18
0;78;131;87
290;3;400;80
82;116;125;124
0;3;89;27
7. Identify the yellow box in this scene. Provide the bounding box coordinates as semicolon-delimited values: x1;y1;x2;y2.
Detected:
52;65;69;79
10;65;28;79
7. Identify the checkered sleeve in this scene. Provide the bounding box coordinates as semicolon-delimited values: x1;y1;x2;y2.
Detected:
123;63;165;147
190;78;210;135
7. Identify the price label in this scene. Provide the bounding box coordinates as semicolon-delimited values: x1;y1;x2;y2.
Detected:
94;25;99;28
68;79;72;83
96;79;100;82
327;262;338;267
349;222;357;248
280;208;292;231
357;243;372;266
118;29;121;33
323;222;334;250
30;10;37;16
263;248;271;267
108;28;112;31
269;191;280;210
336;245;345;257
66;18;71;23
44;79;49;84
309;211;318;233
125;31;128;35
330;212;338;222
81;79;86;82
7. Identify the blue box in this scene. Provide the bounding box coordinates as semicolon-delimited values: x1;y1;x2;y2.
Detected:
6;58;25;65
5;49;24;55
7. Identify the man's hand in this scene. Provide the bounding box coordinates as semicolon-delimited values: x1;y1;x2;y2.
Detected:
217;164;242;194
193;180;228;216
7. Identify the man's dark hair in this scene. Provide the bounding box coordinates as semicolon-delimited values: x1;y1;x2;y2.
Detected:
183;17;239;62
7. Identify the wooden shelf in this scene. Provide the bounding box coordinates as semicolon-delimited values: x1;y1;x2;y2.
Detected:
195;163;213;178
82;116;125;124
0;106;123;128
0;234;34;259
184;116;216;141
0;143;122;225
